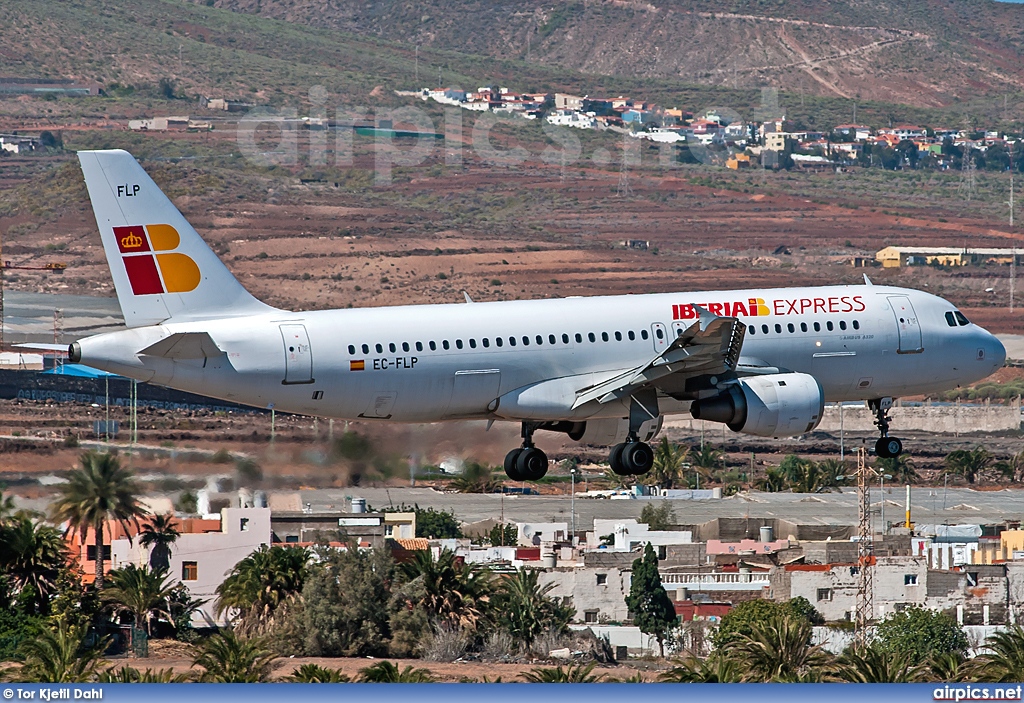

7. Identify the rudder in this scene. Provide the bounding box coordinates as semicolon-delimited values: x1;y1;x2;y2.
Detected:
78;149;276;327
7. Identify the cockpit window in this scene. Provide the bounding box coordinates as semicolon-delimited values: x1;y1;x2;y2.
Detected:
954;311;970;326
945;311;957;327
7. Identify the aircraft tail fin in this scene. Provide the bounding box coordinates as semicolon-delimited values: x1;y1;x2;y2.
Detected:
78;149;277;327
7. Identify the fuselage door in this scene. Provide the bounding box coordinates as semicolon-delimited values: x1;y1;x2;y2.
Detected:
888;296;923;354
651;322;668;353
280;324;314;384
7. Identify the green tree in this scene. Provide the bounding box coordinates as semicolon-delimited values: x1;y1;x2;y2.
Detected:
874;606;968;665
625;543;677;656
50;451;148;588
285;663;350;682
639;503;675;531
974;625;1024;682
400;548;492;632
713;597;822;649
0;513;66;613
138;514;179;573
192;631;275;683
358;660;434;682
216;545;309;630
492;568;573;648
488;523;517;546
928;651;972;682
834;642;927;682
944;447;994;485
651;438;689;488
100;564;176;636
17;619;108;683
297;546;395;657
731;612;830;682
757;466;788;492
690;444;725;476
522;662;603;682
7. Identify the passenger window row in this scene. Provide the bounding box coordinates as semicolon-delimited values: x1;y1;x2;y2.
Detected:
346;328;653;356
747;319;861;336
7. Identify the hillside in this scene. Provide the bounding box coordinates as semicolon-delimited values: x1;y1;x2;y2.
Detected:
203;0;1024;107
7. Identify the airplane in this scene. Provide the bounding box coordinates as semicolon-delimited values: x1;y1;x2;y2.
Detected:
32;149;1007;481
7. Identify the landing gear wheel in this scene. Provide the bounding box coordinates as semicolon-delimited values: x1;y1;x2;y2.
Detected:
875;436;903;459
504;448;525;481
623;441;654;475
516;446;549;480
609;443;630;476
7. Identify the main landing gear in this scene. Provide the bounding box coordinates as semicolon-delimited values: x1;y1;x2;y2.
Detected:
870;397;904;459
609;438;655;477
504;423;549;481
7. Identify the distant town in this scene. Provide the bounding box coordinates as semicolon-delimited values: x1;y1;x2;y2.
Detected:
417;85;1022;172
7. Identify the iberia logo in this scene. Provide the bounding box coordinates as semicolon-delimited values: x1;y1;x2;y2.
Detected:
673;298;771;320
113;225;200;295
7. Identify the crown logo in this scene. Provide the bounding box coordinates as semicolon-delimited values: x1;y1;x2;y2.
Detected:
120;232;144;249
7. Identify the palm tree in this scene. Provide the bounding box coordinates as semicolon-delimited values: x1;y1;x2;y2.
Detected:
139;514;180;572
100;564;177;635
757;466;787;492
944;447;994;484
192;631;275;682
975;625;1024;682
0;490;16;524
18;619;108;683
215;545;309;627
650;437;689;488
492;568;573;648
358;660;434;682
876;453;917;484
690;444;725;479
659;653;742;682
0;513;67;612
522;662;603;683
98;666;191;682
731;612;830;682
928;651;972;682
50;451;148;588
834;643;927;682
400;548;493;631
285;663;351;682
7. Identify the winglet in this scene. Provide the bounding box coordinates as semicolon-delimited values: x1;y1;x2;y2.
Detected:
463;291;474;303
689;303;718;330
863;274;873;286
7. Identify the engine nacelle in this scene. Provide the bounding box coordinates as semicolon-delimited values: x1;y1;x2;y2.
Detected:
689;372;824;437
573;416;663;446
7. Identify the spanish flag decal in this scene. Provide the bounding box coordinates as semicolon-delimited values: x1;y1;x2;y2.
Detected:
350;360;365;371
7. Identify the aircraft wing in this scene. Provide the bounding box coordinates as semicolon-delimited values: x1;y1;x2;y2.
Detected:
571;307;745;409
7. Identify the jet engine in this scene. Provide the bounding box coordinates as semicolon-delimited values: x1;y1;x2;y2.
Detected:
689;372;824;437
569;416;663;446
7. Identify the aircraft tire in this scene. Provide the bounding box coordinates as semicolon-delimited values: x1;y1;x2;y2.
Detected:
517;447;549;480
876;436;903;459
609;443;629;476
623;441;654;475
504;448;525;480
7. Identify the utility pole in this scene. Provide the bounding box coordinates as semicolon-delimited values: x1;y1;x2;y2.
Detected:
415;45;419;84
855;448;874;648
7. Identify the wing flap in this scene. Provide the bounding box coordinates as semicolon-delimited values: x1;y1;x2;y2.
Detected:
571;313;745;410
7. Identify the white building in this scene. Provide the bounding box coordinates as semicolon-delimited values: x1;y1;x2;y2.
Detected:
545;110;596;129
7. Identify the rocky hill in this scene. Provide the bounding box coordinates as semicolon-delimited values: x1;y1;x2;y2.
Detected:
202;0;1024;107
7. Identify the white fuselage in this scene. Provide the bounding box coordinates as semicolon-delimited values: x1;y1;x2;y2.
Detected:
73;284;1005;424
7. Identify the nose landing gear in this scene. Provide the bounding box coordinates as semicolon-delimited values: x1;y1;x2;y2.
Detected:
503;423;549;481
870;397;904;459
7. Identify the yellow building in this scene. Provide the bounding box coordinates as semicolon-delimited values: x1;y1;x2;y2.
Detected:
765;132;788;152
972;531;1024;564
384;511;417;540
876;246;1022;269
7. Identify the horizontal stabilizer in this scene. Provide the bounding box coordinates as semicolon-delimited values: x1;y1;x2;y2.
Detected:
13;343;69;353
138;332;223;359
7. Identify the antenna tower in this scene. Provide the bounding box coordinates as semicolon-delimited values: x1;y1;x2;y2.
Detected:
617;144;633;197
854;448;874;648
958;118;977;201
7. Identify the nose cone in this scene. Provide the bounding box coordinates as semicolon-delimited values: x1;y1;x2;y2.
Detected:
986;333;1007;370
